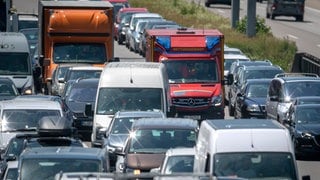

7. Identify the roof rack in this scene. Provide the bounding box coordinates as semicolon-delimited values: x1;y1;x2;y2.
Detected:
275;73;319;78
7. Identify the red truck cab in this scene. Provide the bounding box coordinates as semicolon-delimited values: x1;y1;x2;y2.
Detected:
145;28;225;120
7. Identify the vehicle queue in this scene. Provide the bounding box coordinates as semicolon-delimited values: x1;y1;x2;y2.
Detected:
0;0;319;179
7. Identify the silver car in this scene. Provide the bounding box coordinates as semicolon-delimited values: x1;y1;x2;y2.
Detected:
266;0;305;21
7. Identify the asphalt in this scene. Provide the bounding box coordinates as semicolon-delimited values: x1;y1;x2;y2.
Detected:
306;0;320;10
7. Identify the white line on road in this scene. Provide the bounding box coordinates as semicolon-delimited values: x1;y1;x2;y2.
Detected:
217;9;225;14
287;34;298;40
317;44;320;48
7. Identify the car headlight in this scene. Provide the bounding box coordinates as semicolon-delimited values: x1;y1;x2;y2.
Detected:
297;130;313;139
211;94;222;106
246;104;260;112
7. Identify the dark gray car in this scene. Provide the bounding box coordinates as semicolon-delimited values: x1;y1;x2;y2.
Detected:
266;0;305;21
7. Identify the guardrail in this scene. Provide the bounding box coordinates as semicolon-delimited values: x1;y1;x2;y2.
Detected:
291;52;320;76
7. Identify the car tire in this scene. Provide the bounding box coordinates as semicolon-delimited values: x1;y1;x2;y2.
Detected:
271;13;275;20
205;2;210;7
296;15;303;22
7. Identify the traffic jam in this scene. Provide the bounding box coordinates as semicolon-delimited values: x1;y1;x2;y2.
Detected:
0;0;319;179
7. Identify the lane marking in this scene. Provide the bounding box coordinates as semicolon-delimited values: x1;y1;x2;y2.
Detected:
287;34;298;40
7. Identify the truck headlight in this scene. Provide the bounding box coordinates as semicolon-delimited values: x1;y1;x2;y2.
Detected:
211;94;222;106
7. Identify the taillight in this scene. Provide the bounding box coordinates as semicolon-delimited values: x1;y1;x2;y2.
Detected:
272;3;277;10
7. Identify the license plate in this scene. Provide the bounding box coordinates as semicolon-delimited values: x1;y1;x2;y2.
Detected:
82;121;93;126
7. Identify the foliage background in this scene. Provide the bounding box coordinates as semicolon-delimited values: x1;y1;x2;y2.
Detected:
129;0;297;72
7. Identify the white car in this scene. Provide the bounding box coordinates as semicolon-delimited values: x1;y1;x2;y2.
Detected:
224;47;244;55
151;147;195;174
0;100;64;150
224;54;250;77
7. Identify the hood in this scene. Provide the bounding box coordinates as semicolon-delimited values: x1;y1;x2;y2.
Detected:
170;83;221;98
296;123;320;135
245;97;267;106
107;134;129;148
126;153;166;170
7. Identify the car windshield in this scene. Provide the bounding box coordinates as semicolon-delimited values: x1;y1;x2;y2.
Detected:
244;69;283;80
129;129;196;153
68;70;101;81
96;88;163;115
5;138;26;157
110;117;136;134
246;83;269;98
296;107;320;124
285;81;320;98
2;110;61;131
164;155;194;174
20;159;101;180
0;53;31;75
163;60;218;83
213;152;297;179
68;86;98;102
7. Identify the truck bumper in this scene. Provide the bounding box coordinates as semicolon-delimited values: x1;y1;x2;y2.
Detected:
173;105;225;120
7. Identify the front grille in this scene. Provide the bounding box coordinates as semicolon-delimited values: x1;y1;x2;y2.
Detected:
172;98;209;107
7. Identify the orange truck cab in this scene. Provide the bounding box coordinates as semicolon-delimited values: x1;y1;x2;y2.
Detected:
145;28;225;120
38;1;116;94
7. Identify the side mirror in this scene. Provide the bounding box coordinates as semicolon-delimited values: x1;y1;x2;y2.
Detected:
269;95;278;101
84;103;93;117
150;167;160;174
227;74;234;85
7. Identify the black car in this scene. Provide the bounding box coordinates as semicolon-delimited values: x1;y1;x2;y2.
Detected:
284;104;320;159
65;78;99;141
228;65;284;116
0;78;20;101
234;79;271;119
205;0;231;7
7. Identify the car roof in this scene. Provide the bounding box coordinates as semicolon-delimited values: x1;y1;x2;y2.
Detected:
131;118;198;130
0;99;62;110
245;78;272;84
68;66;103;71
20;147;104;159
119;7;148;13
294;103;320;109
205;119;285;130
165;147;196;157
114;110;165;118
242;65;282;70
14;95;61;101
224;54;249;59
131;13;162;18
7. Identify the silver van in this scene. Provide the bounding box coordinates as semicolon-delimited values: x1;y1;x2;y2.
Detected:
266;0;305;21
0;32;34;94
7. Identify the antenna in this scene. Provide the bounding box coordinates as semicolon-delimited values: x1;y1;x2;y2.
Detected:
130;65;133;83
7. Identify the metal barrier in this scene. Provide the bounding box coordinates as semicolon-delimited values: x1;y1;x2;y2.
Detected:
291;52;320;76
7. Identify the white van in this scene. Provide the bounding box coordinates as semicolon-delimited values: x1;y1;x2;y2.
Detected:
90;62;171;147
194;119;304;179
0;32;34;94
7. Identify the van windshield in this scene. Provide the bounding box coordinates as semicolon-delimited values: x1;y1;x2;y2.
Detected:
96;88;163;115
0;53;31;75
213;152;297;179
163;60;218;83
